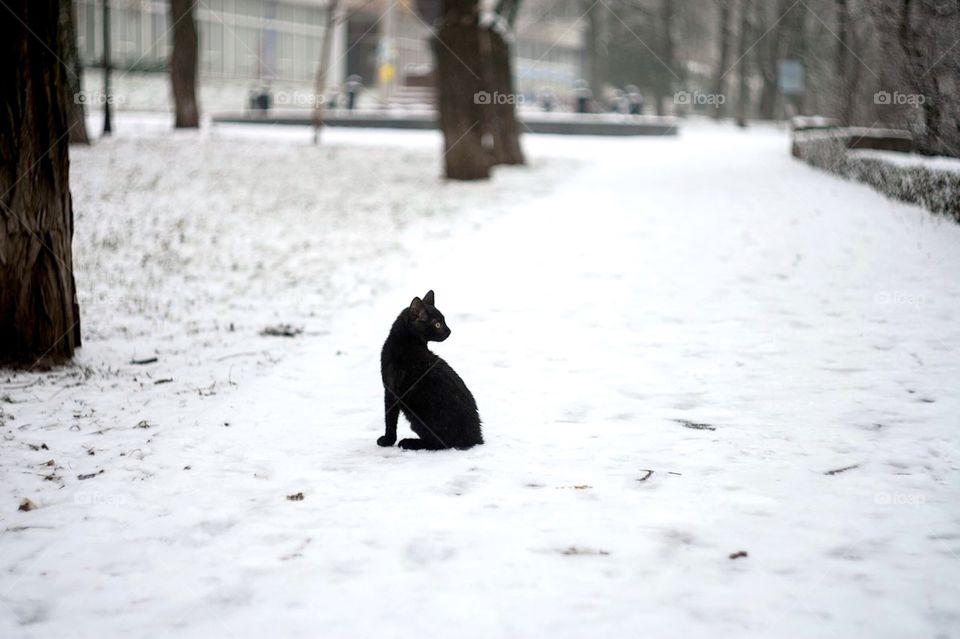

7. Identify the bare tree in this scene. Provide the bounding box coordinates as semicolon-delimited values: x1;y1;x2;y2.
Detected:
418;0;490;180
60;0;89;144
1;0;81;365
874;0;960;156
480;0;525;166
585;0;609;101
170;0;200;128
752;0;804;120
834;0;856;123
712;0;733;119
652;0;678;115
735;0;752;126
795;0;874;124
312;0;341;144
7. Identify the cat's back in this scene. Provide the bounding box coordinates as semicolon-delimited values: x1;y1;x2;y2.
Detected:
381;332;437;387
430;355;474;402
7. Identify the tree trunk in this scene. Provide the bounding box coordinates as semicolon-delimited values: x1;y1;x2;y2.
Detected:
756;0;801;120
712;0;733;119
170;0;199;128
659;0;677;111
585;0;607;100
481;11;524;166
834;0;856;124
735;0;751;127
312;0;340;144
757;68;778;119
59;0;89;145
894;0;950;156
487;29;524;165
649;0;680;116
755;0;779;121
1;0;80;366
433;0;489;180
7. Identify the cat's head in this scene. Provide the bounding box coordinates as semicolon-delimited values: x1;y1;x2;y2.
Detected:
407;290;451;342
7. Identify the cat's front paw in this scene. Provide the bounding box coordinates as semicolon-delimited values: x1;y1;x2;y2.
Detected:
377;435;396;447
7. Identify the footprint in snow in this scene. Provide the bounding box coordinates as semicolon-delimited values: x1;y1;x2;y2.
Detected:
445;466;486;496
406;541;457;565
3;599;47;626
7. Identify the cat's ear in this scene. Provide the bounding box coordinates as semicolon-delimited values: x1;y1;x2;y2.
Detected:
409;297;428;320
423;290;435;306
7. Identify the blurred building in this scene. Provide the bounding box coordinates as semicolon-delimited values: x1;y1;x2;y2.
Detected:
73;0;585;109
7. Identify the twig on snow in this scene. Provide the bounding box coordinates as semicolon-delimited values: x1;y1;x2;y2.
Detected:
824;464;860;476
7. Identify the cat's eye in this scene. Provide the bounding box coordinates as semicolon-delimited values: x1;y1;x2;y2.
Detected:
434;322;442;329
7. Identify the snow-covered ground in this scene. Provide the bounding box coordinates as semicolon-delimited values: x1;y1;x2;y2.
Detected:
2;116;959;638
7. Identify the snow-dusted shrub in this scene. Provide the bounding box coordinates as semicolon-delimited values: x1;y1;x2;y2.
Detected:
793;130;960;223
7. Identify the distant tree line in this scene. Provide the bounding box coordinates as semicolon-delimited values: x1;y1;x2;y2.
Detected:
585;0;959;157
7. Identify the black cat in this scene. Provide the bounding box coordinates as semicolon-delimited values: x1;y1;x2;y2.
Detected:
378;290;483;450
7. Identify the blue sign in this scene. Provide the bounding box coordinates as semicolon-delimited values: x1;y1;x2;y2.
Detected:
778;59;804;95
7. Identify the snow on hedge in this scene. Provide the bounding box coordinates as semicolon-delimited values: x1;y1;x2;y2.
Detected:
793;130;960;223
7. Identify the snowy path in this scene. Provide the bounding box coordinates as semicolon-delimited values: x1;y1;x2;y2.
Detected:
3;123;960;638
